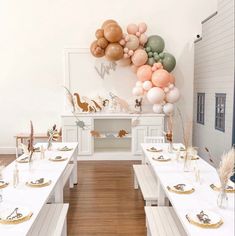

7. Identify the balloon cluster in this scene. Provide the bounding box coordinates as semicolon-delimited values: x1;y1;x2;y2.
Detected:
90;20;180;115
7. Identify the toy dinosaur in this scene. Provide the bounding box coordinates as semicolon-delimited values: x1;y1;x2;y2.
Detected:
109;92;129;112
90;130;101;138
74;93;95;112
118;129;128;138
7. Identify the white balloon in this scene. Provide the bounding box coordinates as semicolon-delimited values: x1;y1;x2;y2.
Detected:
165;87;180;103
136;81;143;88
153;104;163;113
163;103;174;115
142;81;153;91
147;87;165;104
132;86;144;96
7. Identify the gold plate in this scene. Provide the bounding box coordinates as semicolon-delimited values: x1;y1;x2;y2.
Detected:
146;148;163;153
0;181;9;189
0;212;33;225
152;156;171;162
58;147;73;151
49;157;68;162
180;156;199;161
210;184;235;193
186;215;223;229
167;186;195;194
26;180;51;188
16;158;29;163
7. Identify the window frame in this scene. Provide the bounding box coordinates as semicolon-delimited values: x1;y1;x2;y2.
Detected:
215;93;226;132
197;93;205;125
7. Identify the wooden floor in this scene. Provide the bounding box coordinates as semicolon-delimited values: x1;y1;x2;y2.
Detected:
0;155;146;236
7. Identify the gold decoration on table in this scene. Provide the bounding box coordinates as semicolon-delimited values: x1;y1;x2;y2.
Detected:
0;180;9;189
57;146;73;151
210;183;235;193
146;147;163;152
0;207;33;225
167;184;195;194
26;178;51;188
152;155;171;162
49;156;68;162
186;210;223;229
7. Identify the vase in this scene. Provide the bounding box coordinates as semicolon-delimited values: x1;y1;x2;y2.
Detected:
168;142;173;153
217;184;228;209
183;150;192;172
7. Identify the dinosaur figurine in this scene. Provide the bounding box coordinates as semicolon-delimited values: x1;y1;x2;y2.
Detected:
90;130;101;138
109;92;129;112
74;93;94;112
118;129;128;138
82;96;102;112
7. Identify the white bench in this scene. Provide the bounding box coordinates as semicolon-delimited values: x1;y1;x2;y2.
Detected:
29;203;69;236
145;207;186;236
133;165;158;206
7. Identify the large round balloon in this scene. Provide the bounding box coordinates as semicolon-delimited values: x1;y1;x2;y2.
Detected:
104;23;123;43
127;23;138;34
105;43;123;61
131;49;148;67
163;103;174;115
90;40;105;57
125;35;139;50
151;69;170;88
143;81;153;91
153;104;163;113
97;37;108;49
145;35;165;53
137;65;152;82
102;19;117;29
147;87;165;104
162;53;176;72
165;87;180;103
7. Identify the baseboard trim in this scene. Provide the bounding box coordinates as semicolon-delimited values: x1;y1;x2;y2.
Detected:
0;147;16;154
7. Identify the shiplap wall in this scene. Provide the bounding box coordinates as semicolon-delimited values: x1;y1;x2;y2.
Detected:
193;0;234;161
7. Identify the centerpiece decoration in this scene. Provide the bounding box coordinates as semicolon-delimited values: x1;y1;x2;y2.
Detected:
90;19;180;116
47;124;61;150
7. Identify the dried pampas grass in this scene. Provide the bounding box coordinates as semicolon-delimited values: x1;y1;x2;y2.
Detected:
218;148;235;186
64;86;75;112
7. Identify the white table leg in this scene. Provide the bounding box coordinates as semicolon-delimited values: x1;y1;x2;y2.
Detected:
134;173;139;189
54;182;63;203
72;151;78;185
62;216;67;236
157;181;165;206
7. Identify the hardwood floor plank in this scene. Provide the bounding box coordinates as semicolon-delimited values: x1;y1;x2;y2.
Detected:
0;156;146;235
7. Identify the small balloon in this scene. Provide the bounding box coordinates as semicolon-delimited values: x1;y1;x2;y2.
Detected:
138;22;147;33
139;34;148;45
163;103;174;115
147;57;155;66
125;34;139;50
162;53;176;72
143;81;153;91
90;40;104;57
97;37;109;49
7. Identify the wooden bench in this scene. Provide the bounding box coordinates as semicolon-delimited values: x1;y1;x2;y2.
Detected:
145;207;186;236
133;165;158;206
29;203;69;236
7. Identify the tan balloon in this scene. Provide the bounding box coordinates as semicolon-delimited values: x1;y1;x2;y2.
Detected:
104;23;123;43
90;40;105;58
105;43;124;61
95;29;104;39
97;37;109;49
101;19;117;29
116;58;131;66
125;34;139;50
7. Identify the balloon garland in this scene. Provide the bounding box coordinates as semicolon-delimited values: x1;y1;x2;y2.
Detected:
90;20;180;116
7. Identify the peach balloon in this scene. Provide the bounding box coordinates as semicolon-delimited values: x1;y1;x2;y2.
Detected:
137;65;152;82
169;74;175;84
151;69;170;88
139;34;148;45
138;22;147;33
131;49;148;67
127;23;138;34
143;81;153;91
147;87;165;104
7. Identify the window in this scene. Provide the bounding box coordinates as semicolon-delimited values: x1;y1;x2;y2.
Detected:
215;93;226;132
197;93;205;124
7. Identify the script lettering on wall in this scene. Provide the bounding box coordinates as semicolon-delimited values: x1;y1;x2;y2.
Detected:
94;61;117;80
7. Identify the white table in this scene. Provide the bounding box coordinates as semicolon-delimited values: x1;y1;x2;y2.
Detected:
142;143;235;236
0;142;78;236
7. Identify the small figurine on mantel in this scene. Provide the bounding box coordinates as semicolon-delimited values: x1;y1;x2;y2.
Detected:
134;97;143;113
109;92;130;113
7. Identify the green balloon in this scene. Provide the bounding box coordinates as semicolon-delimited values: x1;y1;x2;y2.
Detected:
154;54;160;61
145;35;165;53
162;53;176;72
148;52;153;57
159;52;164;59
145;46;151;52
147;57;155;66
153;52;158;56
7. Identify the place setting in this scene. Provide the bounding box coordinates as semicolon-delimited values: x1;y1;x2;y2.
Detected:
152;154;171;162
146;147;163;153
210;180;235;193
167;183;195;194
57;146;73;152
48;155;68;162
0;206;33;225
26;178;52;188
0;180;9;190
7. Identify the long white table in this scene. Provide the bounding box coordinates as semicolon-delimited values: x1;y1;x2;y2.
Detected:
0;142;78;236
142;143;235;236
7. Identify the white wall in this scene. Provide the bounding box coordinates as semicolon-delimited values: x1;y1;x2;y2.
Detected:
193;0;234;161
0;0;217;153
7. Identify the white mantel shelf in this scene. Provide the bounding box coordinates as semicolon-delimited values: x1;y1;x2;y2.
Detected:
61;112;165;160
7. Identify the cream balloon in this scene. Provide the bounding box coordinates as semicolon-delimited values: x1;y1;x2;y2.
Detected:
147;87;165;104
165;87;180;103
132;86;144;96
143;81;153;91
163;103;174;115
153;104;163;113
136;81;143;88
125;35;139;50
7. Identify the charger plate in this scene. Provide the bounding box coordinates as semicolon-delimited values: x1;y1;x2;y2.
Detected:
26;178;51;188
49;156;68;162
57;146;73;151
167;184;195;194
210;181;235;193
0;180;9;189
146;147;163;152
16;154;29;163
152;156;171;162
186;210;223;228
0;206;33;225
